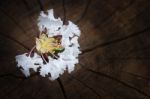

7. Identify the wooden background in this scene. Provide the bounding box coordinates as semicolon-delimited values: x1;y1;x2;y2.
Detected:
0;0;150;99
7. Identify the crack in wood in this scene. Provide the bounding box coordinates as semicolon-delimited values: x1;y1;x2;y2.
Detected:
94;0;135;28
81;26;150;55
22;0;31;11
62;0;66;24
0;72;38;80
122;70;150;80
79;63;150;98
37;0;45;12
0;33;30;51
75;0;92;23
0;8;27;34
57;78;68;99
0;73;38;97
70;75;102;98
3;80;25;97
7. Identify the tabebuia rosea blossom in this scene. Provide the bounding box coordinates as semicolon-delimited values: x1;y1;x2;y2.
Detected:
15;9;81;80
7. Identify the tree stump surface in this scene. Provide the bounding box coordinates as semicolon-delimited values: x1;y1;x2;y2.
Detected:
0;0;150;99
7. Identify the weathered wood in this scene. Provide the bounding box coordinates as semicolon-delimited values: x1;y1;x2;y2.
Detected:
0;0;150;99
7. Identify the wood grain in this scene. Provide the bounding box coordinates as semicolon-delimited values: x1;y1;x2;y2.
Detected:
0;0;150;99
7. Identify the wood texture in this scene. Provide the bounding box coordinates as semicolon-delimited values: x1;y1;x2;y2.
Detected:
0;0;150;99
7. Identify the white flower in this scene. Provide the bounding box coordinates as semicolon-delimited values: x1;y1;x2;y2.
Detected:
15;53;43;77
40;58;66;80
58;47;79;73
60;21;80;38
66;58;79;73
67;21;81;36
71;36;80;47
38;9;63;37
15;9;81;80
61;37;71;47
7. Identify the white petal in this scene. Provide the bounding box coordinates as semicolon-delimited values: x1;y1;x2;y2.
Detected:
15;53;43;77
68;21;81;36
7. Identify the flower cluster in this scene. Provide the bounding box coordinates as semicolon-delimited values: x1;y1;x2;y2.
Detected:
15;9;81;80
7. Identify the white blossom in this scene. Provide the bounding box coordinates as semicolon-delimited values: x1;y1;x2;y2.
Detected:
40;58;66;80
15;9;81;80
15;53;43;77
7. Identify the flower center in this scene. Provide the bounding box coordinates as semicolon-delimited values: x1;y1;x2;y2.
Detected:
36;33;63;54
